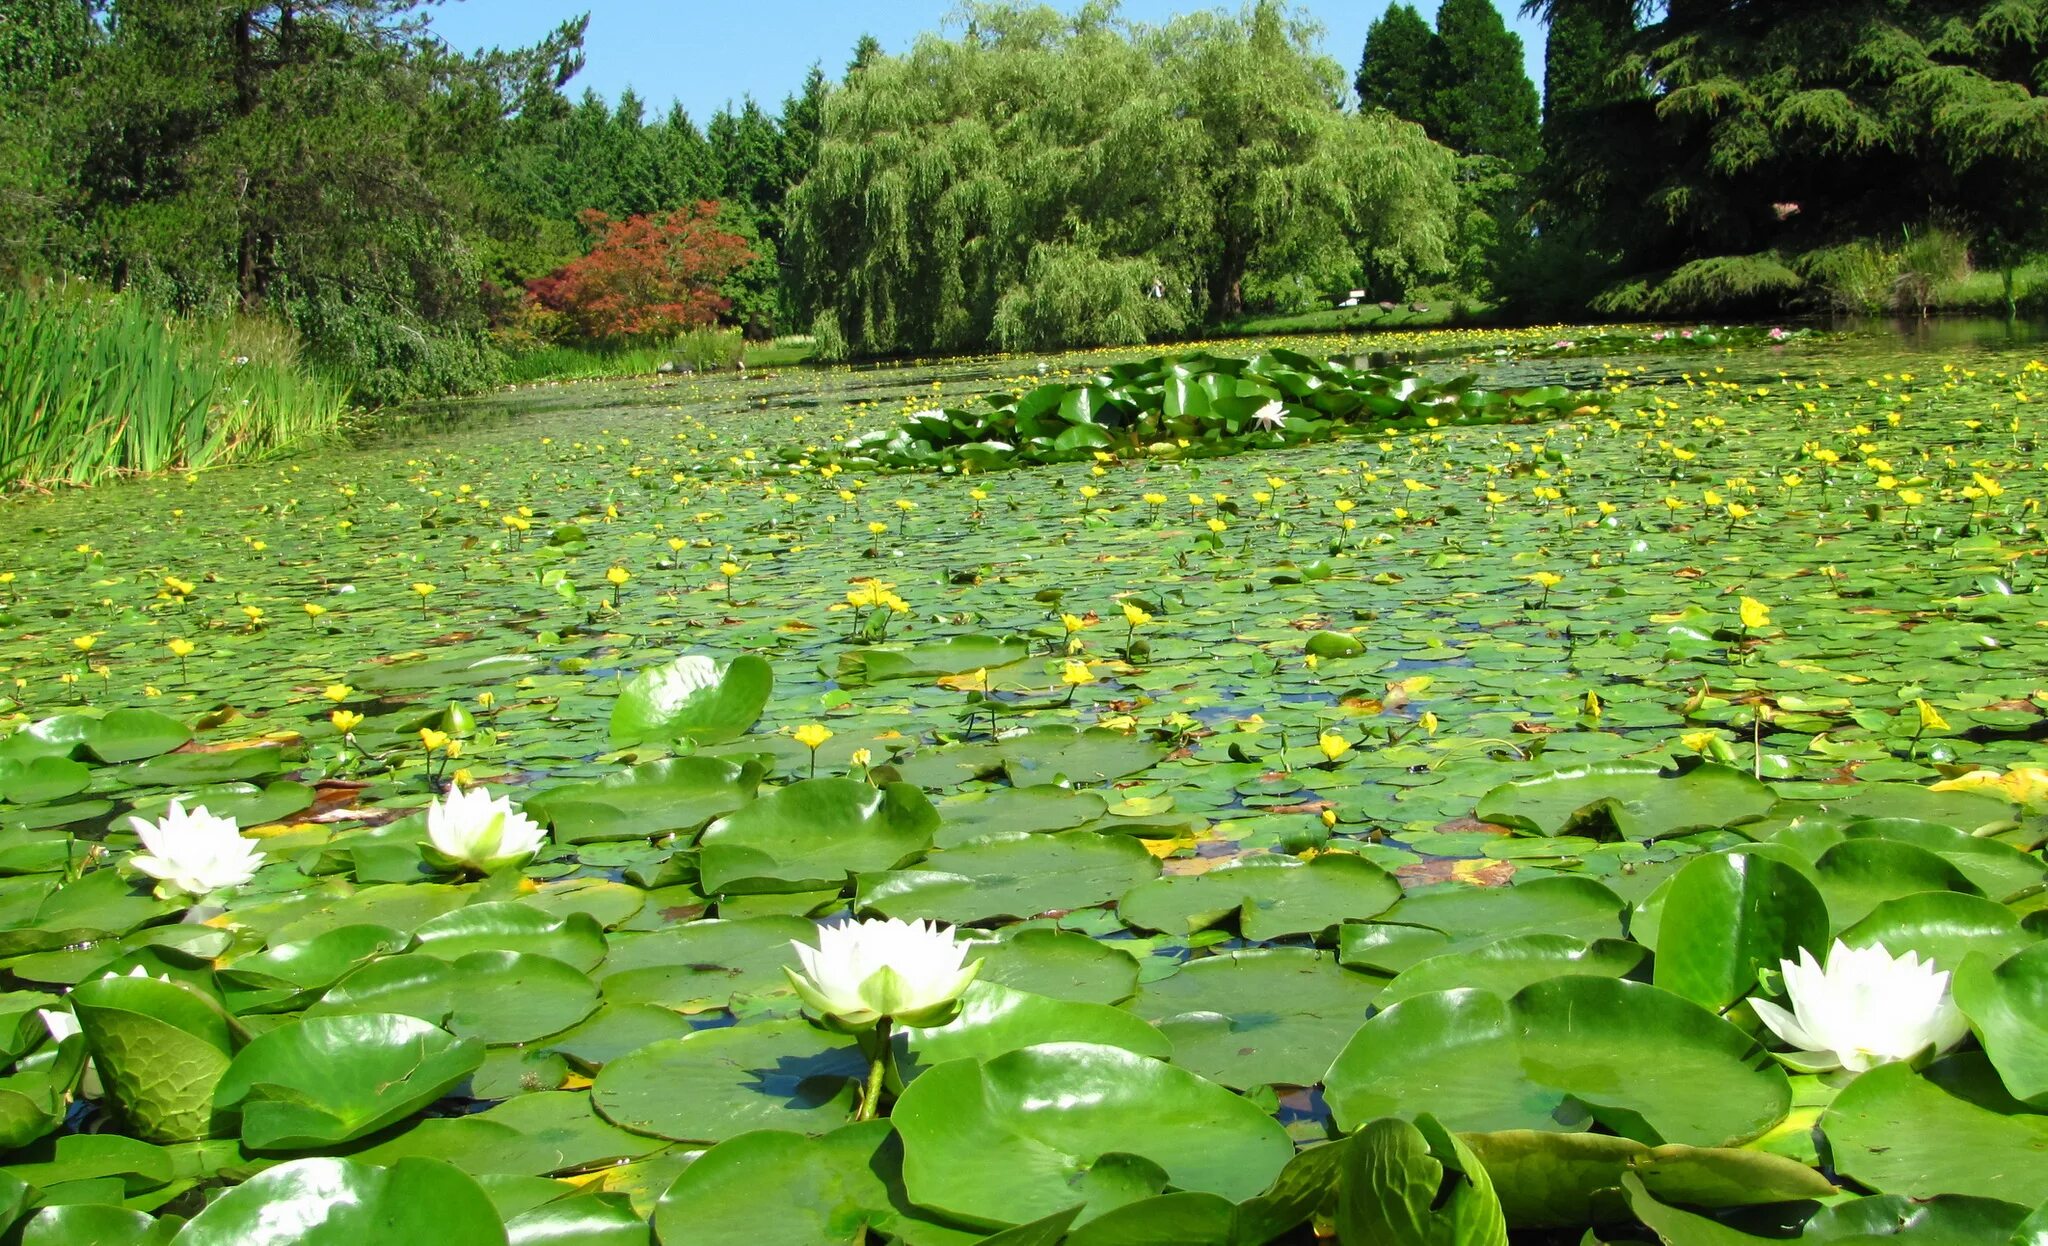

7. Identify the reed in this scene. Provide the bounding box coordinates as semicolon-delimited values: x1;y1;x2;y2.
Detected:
0;287;350;490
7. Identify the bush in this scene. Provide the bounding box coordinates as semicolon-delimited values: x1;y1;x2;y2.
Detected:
525;204;754;343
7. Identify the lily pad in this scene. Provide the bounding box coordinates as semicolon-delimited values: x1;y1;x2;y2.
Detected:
214;1013;483;1149
609;653;773;748
891;1042;1294;1227
698;779;937;895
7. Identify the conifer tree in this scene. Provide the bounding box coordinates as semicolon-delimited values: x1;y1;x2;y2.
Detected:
1427;0;1540;170
1355;3;1435;125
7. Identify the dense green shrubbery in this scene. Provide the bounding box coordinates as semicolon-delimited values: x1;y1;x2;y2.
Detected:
0;286;349;488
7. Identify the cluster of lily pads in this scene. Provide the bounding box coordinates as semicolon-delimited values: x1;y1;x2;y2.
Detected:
819;349;1591;470
0;324;2043;1243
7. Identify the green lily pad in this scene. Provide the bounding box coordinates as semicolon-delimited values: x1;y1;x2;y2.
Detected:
609;653;773;748
523;756;762;843
837;634;1029;683
1652;851;1828;1010
1475;763;1773;841
170;1155;506;1245
896;980;1171;1083
698;778;937;895
214;1013;483;1149
81;709;193;764
1821;1055;2048;1205
1954;943;2048;1107
1460;1130;1837;1228
310;951;599;1045
1117;853;1400;940
892;1042;1294;1227
69;974;234;1144
1380;936;1646;1005
590;1016;864;1143
1325;977;1790;1146
411;903;608;972
1131;948;1380;1088
857;831;1156;924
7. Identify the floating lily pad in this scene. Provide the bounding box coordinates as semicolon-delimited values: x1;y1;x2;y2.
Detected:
892;1042;1294;1227
1117;853;1400;940
1325;977;1790;1146
1131;948;1379;1088
1475;763;1773;840
698;778;936;894
171;1156;505;1245
591;1016;863;1143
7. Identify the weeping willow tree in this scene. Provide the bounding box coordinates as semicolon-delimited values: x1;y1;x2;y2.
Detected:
1526;0;2048;313
786;1;1457;357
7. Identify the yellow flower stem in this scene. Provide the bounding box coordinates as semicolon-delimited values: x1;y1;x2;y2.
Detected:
854;1018;892;1124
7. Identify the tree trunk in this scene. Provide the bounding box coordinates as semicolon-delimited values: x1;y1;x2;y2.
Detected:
1207;234;1248;322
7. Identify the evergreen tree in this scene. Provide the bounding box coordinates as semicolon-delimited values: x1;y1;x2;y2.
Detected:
1355;3;1435;124
846;33;882;79
1427;0;1540;170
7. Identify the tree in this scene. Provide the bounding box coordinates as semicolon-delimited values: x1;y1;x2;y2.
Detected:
846;33;882;78
1355;3;1434;123
1523;0;2048;312
524;203;753;341
1427;0;1540;169
787;1;1456;355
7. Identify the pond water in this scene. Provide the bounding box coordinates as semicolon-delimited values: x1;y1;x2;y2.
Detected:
0;319;2043;1239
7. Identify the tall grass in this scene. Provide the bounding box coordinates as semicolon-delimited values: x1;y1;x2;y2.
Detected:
1;286;350;490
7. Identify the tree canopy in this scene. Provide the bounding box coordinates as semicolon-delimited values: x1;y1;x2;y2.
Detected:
789;0;1457;357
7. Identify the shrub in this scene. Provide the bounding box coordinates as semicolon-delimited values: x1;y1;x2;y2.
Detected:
525;204;754;343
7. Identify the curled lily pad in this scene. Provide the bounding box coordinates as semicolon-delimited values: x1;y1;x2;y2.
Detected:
608;653;773;748
891;1042;1293;1227
214;1013;483;1150
70;973;234;1144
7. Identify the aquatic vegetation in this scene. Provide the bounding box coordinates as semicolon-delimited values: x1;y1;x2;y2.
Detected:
0;324;2043;1240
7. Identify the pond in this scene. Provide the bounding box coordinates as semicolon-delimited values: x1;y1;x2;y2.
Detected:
0;320;2044;1242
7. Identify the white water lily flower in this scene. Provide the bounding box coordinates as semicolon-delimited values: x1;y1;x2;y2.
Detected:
128;801;264;898
37;1008;79;1043
1251;400;1287;430
1749;940;1969;1073
787;918;980;1029
425;785;547;873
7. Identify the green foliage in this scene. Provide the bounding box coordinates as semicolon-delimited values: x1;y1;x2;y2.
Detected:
790;1;1456;357
0;284;348;488
672;327;746;373
1530;0;2048;313
1428;0;1542;170
1356;3;1435;120
819;346;1590;470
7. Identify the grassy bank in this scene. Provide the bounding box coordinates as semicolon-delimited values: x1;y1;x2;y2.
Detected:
498;331;819;385
1;287;351;491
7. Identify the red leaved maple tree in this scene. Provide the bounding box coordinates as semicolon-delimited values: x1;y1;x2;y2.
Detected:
525;203;754;341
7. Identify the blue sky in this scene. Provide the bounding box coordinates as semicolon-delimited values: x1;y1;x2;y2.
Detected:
423;1;1546;122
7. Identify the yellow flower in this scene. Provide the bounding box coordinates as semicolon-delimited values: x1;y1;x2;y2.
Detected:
1526;571;1563;590
1899;488;1925;506
1061;660;1094;686
242;605;266;625
1206;517;1228;533
1334;498;1356;513
1142;493;1167;506
1120;601;1153;628
1320;808;1338;828
793;723;833;750
1061;613;1093;634
71;635;96;653
324;684;353;702
606;566;631;587
719;561;741;577
1584;690;1602;719
1738;597;1771;630
867;522;888;536
411;582;435;598
1680;730;1720;753
331;710;364;733
419;728;451;752
1317;733;1353;763
1079;485;1100;500
1419;711;1438;736
849;747;873;769
1915;699;1949;732
477;692;495;710
167;638;195;658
